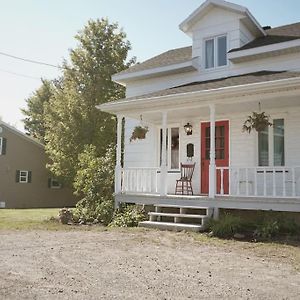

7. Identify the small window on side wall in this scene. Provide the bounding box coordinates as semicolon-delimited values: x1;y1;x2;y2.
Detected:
0;137;7;155
48;178;62;189
16;170;32;183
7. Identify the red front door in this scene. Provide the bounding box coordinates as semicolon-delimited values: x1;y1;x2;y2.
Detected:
201;121;229;194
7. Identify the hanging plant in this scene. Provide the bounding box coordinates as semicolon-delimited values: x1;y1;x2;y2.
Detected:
242;111;272;133
130;126;149;142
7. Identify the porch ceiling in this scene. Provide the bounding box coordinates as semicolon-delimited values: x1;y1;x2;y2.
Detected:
98;73;300;124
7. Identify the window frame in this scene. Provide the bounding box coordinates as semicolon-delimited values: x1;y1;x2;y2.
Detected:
257;118;286;167
49;178;62;189
0;137;2;155
19;170;29;183
158;126;181;171
204;34;228;70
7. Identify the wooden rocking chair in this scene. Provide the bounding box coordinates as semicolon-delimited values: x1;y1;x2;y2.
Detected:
175;163;196;195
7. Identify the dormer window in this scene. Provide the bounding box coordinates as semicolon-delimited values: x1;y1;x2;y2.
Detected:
205;35;227;69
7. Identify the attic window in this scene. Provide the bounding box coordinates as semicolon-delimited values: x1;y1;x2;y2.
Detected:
205;35;227;69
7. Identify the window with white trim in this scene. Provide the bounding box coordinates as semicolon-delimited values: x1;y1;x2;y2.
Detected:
159;127;180;170
0;137;7;155
258;118;285;166
205;35;227;69
18;170;29;183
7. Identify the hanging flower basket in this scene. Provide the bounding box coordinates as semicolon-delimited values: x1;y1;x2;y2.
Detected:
130;126;149;142
242;112;272;133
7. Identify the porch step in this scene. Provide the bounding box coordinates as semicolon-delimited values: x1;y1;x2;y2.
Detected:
149;212;208;219
139;221;205;232
154;204;211;210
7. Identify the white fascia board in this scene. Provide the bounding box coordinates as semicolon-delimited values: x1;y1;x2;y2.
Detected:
98;76;300;115
228;39;300;62
0;121;44;148
112;60;196;84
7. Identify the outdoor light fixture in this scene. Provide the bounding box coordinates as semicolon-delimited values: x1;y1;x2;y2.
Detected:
184;123;193;135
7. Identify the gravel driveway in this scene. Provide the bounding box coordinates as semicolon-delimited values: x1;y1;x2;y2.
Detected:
0;229;299;299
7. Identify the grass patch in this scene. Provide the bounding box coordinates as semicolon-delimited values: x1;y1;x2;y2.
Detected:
0;209;67;230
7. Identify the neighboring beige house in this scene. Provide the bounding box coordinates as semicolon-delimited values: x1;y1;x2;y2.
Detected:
0;121;76;208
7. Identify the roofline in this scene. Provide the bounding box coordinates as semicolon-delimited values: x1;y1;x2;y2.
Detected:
0;121;44;149
98;76;300;114
228;38;300;62
179;0;266;36
112;59;196;84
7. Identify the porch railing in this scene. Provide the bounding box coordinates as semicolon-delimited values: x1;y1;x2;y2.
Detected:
216;166;300;198
121;167;159;194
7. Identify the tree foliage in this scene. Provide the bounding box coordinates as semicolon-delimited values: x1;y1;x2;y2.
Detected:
22;79;54;143
44;18;134;183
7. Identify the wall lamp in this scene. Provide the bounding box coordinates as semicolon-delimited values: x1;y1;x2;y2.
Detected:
184;122;193;135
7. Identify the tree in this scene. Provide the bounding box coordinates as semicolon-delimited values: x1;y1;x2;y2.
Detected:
22;79;55;143
45;18;135;183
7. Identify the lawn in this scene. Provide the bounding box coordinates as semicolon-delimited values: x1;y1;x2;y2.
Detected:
0;208;62;230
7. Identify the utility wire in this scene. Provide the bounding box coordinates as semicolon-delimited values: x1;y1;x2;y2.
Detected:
0;68;41;80
0;51;62;69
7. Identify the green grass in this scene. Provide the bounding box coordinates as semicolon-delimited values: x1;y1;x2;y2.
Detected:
0;208;64;230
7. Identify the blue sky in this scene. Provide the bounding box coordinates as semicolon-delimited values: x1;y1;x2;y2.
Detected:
1;0;300;130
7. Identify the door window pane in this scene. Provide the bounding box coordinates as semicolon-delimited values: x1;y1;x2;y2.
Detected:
258;127;269;166
171;128;179;169
217;36;227;66
273;119;285;166
205;39;214;69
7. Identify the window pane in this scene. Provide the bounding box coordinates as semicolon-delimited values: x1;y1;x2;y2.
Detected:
171;128;179;169
217;36;227;67
273;119;285;166
258;128;269;166
205;39;214;69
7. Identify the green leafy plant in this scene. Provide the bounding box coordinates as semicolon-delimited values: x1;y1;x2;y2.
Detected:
254;220;280;239
207;214;243;238
130;126;149;142
242;112;272;133
109;205;147;227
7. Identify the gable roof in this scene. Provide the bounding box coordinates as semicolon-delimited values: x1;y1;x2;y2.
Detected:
179;0;265;37
230;22;300;52
117;71;300;102
0;121;44;149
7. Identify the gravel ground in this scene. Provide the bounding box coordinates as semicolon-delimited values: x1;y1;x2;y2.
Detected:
0;229;299;300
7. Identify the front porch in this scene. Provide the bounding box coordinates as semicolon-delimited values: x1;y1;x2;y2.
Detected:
98;72;300;214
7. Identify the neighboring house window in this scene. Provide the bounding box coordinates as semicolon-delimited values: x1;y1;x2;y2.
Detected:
258;119;285;166
0;137;7;155
205;35;227;69
16;170;32;183
159;127;180;170
48;178;62;189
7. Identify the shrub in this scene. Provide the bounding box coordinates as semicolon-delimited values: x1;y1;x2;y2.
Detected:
207;214;243;238
109;205;146;228
254;220;280;239
278;218;300;236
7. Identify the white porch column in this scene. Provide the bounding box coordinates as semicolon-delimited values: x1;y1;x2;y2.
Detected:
160;111;168;196
115;115;123;198
209;104;216;199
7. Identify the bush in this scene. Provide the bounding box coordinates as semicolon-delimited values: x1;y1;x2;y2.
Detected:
254;220;280;239
73;197;114;225
109;205;146;228
207;214;243;238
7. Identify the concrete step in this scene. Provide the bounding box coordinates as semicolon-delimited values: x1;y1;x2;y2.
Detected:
154;204;212;210
139;221;205;232
149;212;209;219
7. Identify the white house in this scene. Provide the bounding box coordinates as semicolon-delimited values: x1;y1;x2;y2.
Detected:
98;0;300;230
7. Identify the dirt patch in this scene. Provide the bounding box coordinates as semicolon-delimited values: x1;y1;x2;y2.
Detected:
0;229;299;299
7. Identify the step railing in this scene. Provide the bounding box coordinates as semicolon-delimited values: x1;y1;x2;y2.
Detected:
121;167;159;194
216;166;300;198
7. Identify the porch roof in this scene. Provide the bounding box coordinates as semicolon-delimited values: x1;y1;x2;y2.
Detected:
99;71;300;118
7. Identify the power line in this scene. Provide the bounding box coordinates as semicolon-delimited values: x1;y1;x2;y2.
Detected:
0;51;62;69
0;68;41;80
